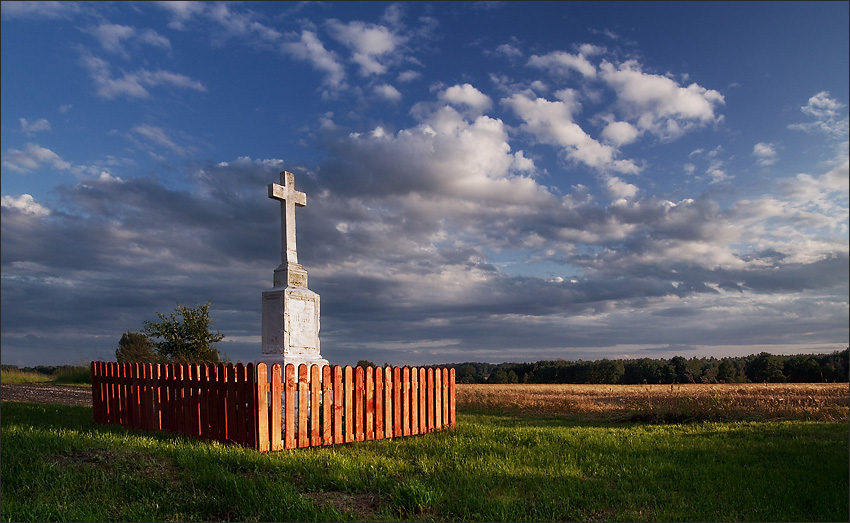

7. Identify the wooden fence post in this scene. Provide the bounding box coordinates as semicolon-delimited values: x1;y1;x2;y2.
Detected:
270;364;282;451
418;367;427;434
333;366;343;444
344;366;354;443
322;365;332;446
255;363;268;452
298;364;309;448
402;367;411;437
384;366;393;439
365;366;374;441
284;364;296;450
355;366;365;442
393;367;402;437
434;367;442;430
310;364;321;447
374;366;384;440
410;367;419;436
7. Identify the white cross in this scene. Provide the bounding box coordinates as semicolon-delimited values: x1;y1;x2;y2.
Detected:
268;171;306;266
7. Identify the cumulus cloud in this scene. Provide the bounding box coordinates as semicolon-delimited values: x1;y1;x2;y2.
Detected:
528;50;597;79
502;92;639;174
438;83;492;115
599;60;724;140
788;91;849;138
327;19;403;76
753;142;778;166
1;194;50;216
19;118;52;135
374;83;402;101
283;31;347;89
85;23;170;58
2;143;71;172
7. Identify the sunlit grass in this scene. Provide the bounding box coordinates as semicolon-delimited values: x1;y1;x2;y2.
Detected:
1;369;54;384
457;383;849;422
2;401;848;521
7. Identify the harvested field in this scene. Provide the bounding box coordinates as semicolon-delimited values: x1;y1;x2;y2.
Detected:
457;383;849;422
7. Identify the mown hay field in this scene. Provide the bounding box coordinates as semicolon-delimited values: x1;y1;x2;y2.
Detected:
457;383;849;422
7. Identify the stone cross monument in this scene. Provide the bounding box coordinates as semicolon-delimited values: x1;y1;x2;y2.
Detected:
259;171;328;370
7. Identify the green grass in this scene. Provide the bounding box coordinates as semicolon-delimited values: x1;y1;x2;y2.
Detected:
1;366;91;385
1;402;848;522
0;369;55;384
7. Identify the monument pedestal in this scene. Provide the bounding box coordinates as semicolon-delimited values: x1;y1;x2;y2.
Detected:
259;263;328;371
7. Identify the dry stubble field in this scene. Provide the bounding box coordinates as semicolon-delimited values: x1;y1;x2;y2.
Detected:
457;382;849;422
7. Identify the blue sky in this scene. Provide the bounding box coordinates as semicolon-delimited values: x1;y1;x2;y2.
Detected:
2;1;848;368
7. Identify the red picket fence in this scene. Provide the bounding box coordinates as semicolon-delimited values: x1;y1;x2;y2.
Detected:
90;361;456;452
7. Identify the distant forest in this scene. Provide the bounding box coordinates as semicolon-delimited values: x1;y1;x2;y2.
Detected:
441;349;849;385
6;348;848;385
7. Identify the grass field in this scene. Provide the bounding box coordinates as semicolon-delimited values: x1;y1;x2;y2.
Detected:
457;382;849;422
2;384;848;521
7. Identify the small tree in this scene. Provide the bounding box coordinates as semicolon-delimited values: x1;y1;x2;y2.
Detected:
116;332;159;363
143;302;224;364
357;360;376;369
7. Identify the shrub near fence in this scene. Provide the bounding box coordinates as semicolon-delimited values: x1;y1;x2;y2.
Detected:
90;362;456;452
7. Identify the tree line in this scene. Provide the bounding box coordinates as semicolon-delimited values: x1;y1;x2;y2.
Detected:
442;349;849;385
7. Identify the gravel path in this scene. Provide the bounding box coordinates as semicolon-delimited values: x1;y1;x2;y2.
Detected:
1;383;92;406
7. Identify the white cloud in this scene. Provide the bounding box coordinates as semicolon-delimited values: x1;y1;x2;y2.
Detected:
19;118;52;135
397;70;421;83
327;19;402;76
283;31;346;89
157;1;206;30
0;1;80;19
599;60;724;140
1;143;71;172
788;91;849;137
80;52;206;99
502;92;639;174
604;175;639;200
496;43;523;59
85;23;171;58
528;50;597;78
753;142;778;166
600;120;639;146
131;124;194;156
438;84;492;115
1;194;50;216
374;83;402;102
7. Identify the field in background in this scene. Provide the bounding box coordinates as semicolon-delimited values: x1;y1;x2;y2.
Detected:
457;383;849;422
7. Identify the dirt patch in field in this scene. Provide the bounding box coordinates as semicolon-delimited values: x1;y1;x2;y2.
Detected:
1;383;91;406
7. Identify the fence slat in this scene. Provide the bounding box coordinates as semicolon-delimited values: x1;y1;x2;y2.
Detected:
344;366;354;443
256;363;269;452
449;367;457;428
365;366;374;441
355;366;365;442
384;366;393;439
284;364;296;449
333;365;343;444
374;367;384;440
402;367;411;437
322;365;332;446
298;364;309;448
310;365;321;447
407;367;415;436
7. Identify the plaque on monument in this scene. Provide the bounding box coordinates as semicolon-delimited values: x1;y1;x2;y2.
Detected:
259;171;328;370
